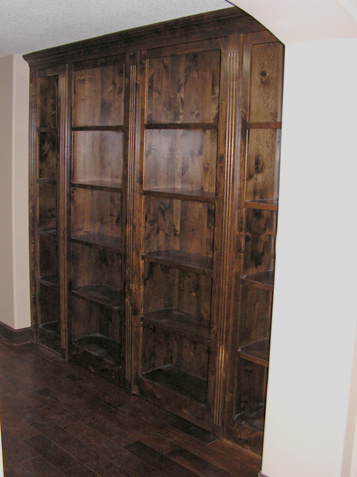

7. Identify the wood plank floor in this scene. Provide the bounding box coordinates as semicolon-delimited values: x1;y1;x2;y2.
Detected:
0;338;261;476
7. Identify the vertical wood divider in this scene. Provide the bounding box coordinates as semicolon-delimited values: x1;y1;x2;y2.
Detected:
213;51;239;427
125;64;137;381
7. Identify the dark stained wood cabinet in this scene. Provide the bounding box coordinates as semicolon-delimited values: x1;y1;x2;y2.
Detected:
25;7;283;456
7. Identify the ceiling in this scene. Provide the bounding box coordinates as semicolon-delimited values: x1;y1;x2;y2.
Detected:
0;0;231;58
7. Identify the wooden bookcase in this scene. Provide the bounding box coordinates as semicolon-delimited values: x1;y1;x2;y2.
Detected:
25;7;283;454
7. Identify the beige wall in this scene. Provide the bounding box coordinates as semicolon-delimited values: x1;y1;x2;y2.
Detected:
0;54;30;330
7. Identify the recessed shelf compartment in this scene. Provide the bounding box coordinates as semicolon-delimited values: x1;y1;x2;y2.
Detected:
72;285;122;310
142;309;210;345
245;199;278;211
73;334;121;365
71;188;122;244
142;365;208;405
71;233;121;252
72;130;123;187
238;338;270;367
235;404;265;433
143;188;215;203
143;250;213;276
241;270;274;291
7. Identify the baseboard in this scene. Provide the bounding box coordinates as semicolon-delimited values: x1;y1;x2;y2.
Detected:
0;321;33;345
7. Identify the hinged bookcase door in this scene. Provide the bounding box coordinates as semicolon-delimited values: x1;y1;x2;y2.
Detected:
68;56;127;384
224;30;284;456
29;65;69;356
129;35;240;432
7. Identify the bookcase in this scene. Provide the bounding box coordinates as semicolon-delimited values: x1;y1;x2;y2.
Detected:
25;7;283;454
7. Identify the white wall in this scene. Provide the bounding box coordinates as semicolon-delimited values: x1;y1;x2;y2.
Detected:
263;38;357;477
0;54;30;330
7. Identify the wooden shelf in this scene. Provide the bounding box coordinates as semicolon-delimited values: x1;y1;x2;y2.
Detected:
72;125;124;131
72;334;121;365
143;188;215;204
235;404;265;433
241;270;274;291
39;274;58;288
39;321;59;336
72;180;122;192
38;227;57;238
72;285;122;310
238;338;270;367
245;199;278;211
145;122;217;130
143;250;213;276
71;233;121;252
142;309;210;346
142;365;208;405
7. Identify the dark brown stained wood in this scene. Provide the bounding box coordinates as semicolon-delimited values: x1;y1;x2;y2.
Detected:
37;76;58;128
72;285;122;310
38;274;58;288
71;180;122;191
238;339;270;367
143;250;213;276
145;49;220;124
144;187;215;203
144;129;217;193
143;264;212;323
38;131;58;179
248;41;284;123
241;270;274;291
70;243;122;292
71;233;122;252
245;129;280;202
144;197;215;257
71;188;122;241
72;63;125;127
244;208;277;275
142;309;210;345
72;130;124;185
245;198;278;211
38;182;57;229
25;8;283;454
142;365;208;405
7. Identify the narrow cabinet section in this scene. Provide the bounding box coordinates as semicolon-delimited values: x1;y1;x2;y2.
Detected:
29;67;67;354
131;40;229;432
69;57;127;384
224;31;284;456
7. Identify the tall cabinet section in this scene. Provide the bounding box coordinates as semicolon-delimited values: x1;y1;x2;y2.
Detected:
29;67;68;355
25;8;284;455
225;32;284;454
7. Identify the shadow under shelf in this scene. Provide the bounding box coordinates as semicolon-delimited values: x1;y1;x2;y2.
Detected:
238;338;270;367
142;309;210;346
72;285;122;310
142;364;208;405
143;250;213;277
235;403;265;433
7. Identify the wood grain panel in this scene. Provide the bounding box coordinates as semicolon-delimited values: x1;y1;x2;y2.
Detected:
71;188;121;241
73;63;124;126
38;182;57;229
37;76;58;128
144;197;214;257
245;129;280;201
249;42;284;123
72;131;123;185
146;50;220;124
144;129;217;193
38;131;58;179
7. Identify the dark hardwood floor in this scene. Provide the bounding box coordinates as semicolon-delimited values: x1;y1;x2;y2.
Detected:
0;337;261;476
